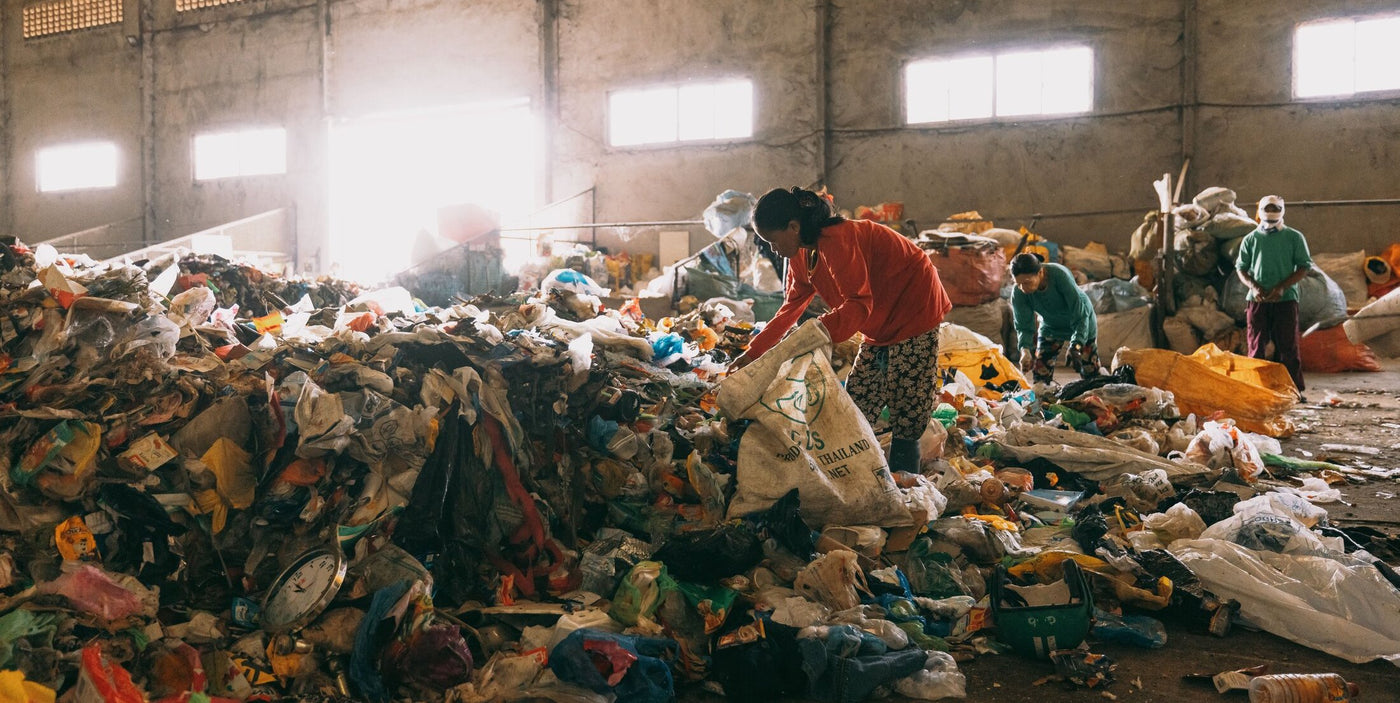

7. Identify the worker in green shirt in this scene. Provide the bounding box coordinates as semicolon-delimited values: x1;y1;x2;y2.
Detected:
1235;195;1313;393
1010;254;1101;385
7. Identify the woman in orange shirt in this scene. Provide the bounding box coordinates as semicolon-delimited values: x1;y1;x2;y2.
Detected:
730;187;952;473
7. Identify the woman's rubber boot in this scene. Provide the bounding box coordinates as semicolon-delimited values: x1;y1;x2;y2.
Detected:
888;437;921;474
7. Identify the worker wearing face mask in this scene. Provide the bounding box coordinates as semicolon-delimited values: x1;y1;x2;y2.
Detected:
1235;195;1313;394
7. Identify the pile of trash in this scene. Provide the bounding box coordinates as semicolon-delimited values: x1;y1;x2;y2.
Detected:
1140;186;1398;372
1;233;1397;703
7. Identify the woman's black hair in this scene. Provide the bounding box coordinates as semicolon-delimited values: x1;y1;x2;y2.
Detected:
1010;252;1044;277
753;187;844;247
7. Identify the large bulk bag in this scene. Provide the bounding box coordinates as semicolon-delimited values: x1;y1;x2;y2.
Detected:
1114;345;1297;438
925;245;1007;307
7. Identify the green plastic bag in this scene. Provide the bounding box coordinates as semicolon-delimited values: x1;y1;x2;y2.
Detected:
676;581;739;635
610;561;678;626
0;609;60;668
904;539;971;599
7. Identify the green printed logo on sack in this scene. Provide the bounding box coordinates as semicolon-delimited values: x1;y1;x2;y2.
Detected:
760;352;826;425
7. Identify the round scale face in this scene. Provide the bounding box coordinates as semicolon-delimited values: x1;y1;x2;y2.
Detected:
262;550;345;632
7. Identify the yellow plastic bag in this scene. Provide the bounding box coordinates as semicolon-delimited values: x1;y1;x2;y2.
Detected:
202;437;256;510
1188;344;1298;396
1115;346;1296;438
940;348;1028;400
1007;550;1172;610
938;324;1028;400
0;670;55;703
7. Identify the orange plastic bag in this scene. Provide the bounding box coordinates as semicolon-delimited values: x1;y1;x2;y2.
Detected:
1300;325;1381;373
74;646;145;703
1115;346;1296;438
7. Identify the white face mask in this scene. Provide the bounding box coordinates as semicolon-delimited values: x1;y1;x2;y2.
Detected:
1259;208;1284;229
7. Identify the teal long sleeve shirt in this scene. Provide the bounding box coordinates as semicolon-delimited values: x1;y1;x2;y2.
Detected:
1012;263;1097;349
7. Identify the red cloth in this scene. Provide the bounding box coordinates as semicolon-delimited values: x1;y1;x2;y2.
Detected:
747;219;952;359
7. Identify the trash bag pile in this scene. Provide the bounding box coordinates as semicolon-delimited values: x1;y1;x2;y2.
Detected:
1;233;1398;703
1150;186;1389;371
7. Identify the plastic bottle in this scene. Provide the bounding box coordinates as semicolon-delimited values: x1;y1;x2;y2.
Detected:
1248;673;1360;702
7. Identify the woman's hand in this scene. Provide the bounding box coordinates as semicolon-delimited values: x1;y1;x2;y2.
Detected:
1019;348;1034;372
728;353;756;374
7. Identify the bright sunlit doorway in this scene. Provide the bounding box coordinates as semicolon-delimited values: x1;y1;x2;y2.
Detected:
327;99;540;282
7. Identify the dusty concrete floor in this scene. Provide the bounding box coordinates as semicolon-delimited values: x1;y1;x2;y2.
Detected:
683;362;1400;702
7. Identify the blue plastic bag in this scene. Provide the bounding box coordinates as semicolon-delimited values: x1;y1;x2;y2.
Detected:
550;628;677;703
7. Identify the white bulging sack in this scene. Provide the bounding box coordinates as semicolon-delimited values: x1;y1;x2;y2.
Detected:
718;320;911;527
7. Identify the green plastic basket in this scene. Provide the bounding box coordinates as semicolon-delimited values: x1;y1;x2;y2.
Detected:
991;559;1094;659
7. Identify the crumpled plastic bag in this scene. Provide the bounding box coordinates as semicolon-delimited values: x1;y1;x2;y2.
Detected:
541;269;610;297
1200;511;1332;557
795;550;871;612
71;646;145;703
12;421;101;500
893;650;967;700
1115;346;1297;438
770;596;831;628
295;378;355;457
387;623;474;691
38;565;154;623
653;523;761;583
1102;469;1173;513
1232;491;1329;528
993;424;1211;484
1274;477;1343;505
0;669;56;703
609;562;677;627
1142;503;1207;543
702;189;758;237
1184;420;1264;482
1108;427;1160;456
1168;538;1400;666
167;286;217;329
111;315;180;360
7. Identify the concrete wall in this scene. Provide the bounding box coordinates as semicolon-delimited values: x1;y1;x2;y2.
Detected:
150;0;323;266
2;0;143;244
826;0;1187;247
554;0;821;255
2;0;1398;267
1193;0;1400;254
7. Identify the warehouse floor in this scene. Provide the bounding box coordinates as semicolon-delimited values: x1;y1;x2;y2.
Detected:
685;363;1400;703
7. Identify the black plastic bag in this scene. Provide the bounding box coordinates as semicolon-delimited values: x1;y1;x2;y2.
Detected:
1070;503;1110;552
1060;364;1137;402
1176;489;1241;527
747;489;815;560
392;404;494;606
711;618;809;703
1136;548;1205;601
653;523;762;583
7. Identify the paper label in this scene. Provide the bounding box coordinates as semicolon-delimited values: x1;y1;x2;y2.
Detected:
118;433;178;471
1213;671;1253;692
